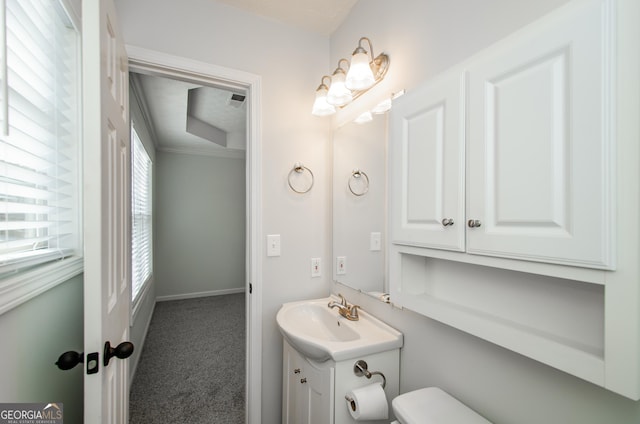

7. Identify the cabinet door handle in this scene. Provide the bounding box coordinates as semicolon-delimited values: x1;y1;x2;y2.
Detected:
442;218;454;226
468;219;482;228
300;378;307;384
294;368;301;374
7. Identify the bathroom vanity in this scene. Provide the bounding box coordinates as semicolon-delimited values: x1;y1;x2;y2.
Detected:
277;297;402;424
282;340;399;424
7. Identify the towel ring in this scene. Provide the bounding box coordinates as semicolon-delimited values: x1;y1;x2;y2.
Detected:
348;168;369;196
288;162;314;194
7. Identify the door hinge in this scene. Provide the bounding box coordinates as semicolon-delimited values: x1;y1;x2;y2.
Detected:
249;283;252;294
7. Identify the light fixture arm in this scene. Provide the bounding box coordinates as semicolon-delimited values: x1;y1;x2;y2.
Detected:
353;37;375;61
335;58;350;73
316;75;332;90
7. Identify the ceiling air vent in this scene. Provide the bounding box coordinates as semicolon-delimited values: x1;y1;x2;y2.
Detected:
228;93;246;108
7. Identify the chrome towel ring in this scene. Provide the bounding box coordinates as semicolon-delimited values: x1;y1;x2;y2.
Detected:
288;162;314;194
348;168;369;196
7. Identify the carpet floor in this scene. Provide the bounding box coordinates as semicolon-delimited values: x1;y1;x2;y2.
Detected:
129;293;246;423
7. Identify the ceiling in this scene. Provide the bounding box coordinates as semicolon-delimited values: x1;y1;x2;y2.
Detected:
213;0;359;36
131;72;248;157
132;0;358;157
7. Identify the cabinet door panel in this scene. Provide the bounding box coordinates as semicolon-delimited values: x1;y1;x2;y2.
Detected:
467;0;614;269
390;71;465;251
302;360;333;424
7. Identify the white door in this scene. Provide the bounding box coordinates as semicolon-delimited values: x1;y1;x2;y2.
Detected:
83;0;132;422
389;70;466;251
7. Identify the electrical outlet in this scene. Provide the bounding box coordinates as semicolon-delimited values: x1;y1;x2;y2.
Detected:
311;258;321;277
336;256;347;275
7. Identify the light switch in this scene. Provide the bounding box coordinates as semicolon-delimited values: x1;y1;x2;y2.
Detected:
311;258;321;277
336;256;347;275
267;234;281;257
370;232;382;251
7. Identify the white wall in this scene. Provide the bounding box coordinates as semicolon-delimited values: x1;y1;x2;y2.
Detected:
154;151;246;298
113;1;333;422
331;0;640;423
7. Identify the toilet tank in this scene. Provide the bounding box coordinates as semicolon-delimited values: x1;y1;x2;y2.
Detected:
392;387;491;424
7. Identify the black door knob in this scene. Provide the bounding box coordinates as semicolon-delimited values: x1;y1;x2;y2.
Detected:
55;351;84;371
103;341;134;366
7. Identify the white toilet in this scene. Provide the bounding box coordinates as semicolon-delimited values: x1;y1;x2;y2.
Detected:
390;387;491;424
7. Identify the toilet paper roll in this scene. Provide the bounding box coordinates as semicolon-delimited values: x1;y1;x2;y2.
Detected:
345;382;388;421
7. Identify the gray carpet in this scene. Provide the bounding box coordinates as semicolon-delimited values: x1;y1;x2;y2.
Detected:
129;293;246;423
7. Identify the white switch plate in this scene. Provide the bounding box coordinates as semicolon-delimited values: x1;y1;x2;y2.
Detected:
267;234;281;257
311;258;321;277
370;232;382;251
336;256;347;275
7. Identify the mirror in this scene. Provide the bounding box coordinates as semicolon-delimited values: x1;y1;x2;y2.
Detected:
332;113;387;298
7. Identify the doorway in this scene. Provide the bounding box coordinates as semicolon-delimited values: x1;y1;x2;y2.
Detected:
127;46;262;423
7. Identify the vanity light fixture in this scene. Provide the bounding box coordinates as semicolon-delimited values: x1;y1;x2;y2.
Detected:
311;76;336;116
311;37;390;117
326;59;353;107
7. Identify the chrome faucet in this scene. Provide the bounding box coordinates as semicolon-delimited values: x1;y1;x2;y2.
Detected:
328;294;360;321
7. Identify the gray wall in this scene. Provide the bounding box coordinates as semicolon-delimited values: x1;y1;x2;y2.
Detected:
0;275;84;424
154;151;246;299
331;0;640;423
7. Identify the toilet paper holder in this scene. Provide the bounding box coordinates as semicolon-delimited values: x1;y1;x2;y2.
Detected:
352;359;386;388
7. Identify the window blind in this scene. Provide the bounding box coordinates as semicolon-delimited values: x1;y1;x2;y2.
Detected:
131;127;152;302
0;0;79;274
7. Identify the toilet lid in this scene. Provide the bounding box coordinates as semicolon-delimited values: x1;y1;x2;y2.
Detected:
392;388;491;424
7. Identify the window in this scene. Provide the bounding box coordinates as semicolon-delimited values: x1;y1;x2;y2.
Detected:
131;125;152;303
0;0;80;278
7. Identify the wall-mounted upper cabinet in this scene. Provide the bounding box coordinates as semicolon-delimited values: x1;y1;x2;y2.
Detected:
388;0;640;401
390;0;615;270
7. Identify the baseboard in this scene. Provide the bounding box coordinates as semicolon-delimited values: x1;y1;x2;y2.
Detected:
156;287;245;302
128;299;155;387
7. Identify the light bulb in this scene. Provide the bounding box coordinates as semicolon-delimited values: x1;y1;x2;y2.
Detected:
354;111;373;124
311;86;335;116
345;50;375;91
326;70;353;106
371;98;392;114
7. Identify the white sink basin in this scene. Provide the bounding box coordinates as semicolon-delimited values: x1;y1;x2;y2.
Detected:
276;296;403;362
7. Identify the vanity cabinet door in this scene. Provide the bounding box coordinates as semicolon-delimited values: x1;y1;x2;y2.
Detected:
282;341;334;424
283;341;302;424
299;355;333;424
389;70;466;251
465;0;615;269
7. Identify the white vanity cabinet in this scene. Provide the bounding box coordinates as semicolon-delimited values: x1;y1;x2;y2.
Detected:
390;0;614;269
282;340;400;424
